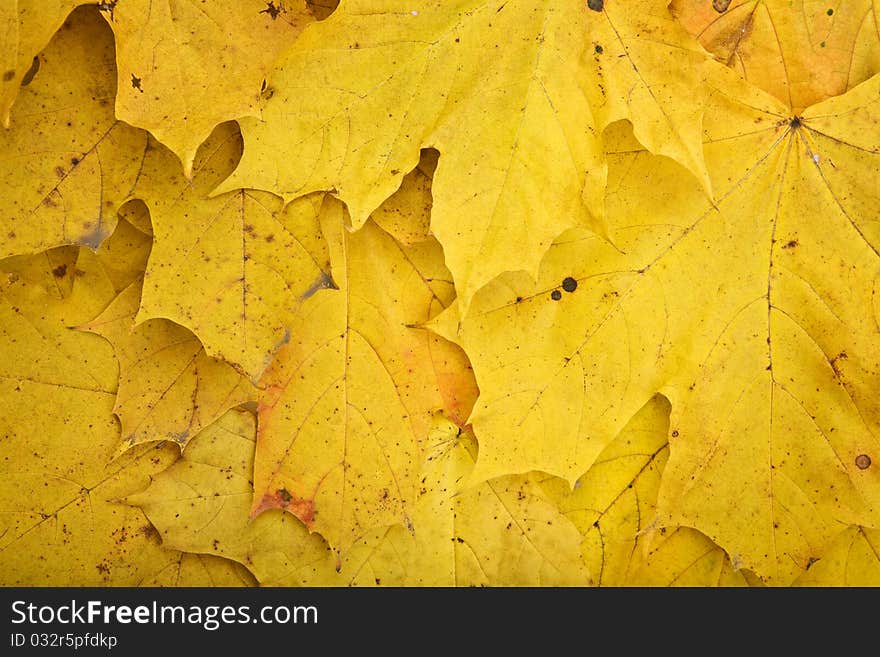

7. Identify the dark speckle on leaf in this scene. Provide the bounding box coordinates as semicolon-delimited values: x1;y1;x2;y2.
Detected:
713;0;732;12
261;1;283;19
551;289;562;301
562;277;577;293
587;0;604;11
21;57;40;87
856;454;871;470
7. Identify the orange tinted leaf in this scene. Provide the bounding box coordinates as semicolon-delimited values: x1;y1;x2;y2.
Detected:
672;0;880;110
253;205;477;554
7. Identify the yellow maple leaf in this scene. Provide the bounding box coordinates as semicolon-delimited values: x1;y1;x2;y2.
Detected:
132;123;332;381
130;409;591;586
0;249;247;585
437;68;880;583
78;215;255;450
629;526;760;586
101;0;313;175
539;395;672;585
671;0;880;112
80;215;153;293
338;415;591;586
539;394;756;585
126;410;339;586
793;526;880;586
218;0;713;312
86;279;256;451
0;7;147;259
370;149;437;247
253;207;477;554
117;198;154;238
0;0;81;126
140;553;255;586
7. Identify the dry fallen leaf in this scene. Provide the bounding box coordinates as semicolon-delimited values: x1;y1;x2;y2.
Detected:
253;203;477;554
337;415;591;586
3;0;878;588
218;0;714;313
435;69;880;583
0;0;81;127
131;409;591;586
133;123;332;381
0;7;147;259
792;525;880;586
126;410;339;586
0;249;247;585
671;0;880;111
102;0;313;175
86;278;256;451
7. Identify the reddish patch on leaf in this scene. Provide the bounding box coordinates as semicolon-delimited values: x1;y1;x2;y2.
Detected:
253;487;316;528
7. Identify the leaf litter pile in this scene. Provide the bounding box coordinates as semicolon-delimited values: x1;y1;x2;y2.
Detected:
1;0;879;586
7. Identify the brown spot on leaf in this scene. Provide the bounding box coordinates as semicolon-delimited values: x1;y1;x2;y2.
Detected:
562;277;577;293
671;430;679;438
131;74;143;92
790;116;802;128
54;166;66;177
587;0;604;11
713;0;732;12
2;70;14;81
260;1;283;19
856;454;871;470
21;57;40;86
52;264;67;278
782;239;798;249
551;289;562;301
